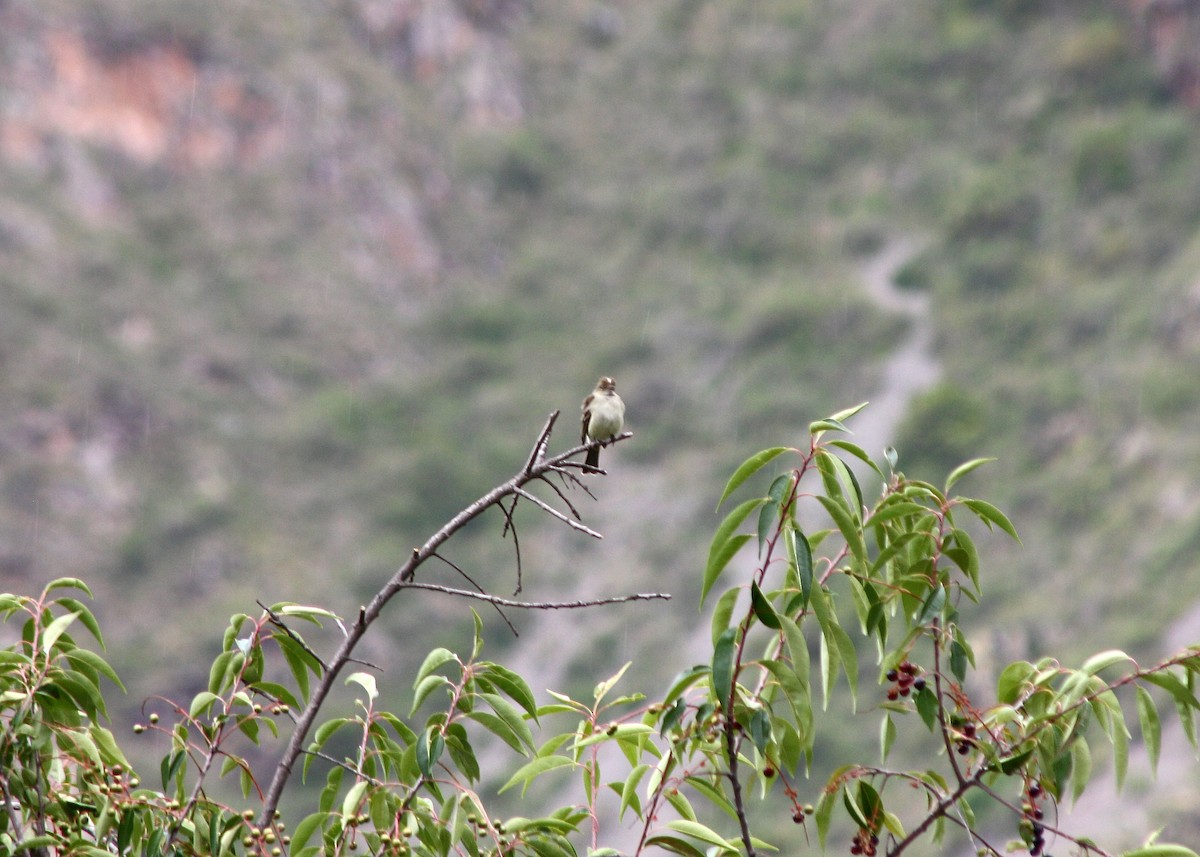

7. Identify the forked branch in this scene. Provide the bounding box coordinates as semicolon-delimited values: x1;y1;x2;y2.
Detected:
258;411;650;827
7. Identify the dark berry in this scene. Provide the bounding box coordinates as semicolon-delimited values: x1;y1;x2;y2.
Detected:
792;811;804;824
886;669;899;682
913;677;926;692
899;686;911;697
900;662;918;675
887;688;900;701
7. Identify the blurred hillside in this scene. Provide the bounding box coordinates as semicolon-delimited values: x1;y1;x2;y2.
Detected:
4;0;1200;845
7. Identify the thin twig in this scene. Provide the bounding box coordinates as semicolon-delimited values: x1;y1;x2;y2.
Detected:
257;600;330;671
512;487;603;538
496;498;524;595
396;582;670;609
430;552;519;637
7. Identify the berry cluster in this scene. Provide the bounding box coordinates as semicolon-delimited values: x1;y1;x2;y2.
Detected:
884;660;925;701
954;720;976;755
1021;782;1049;855
848;828;879;856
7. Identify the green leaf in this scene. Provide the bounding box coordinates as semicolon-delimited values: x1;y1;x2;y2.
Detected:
480;692;535;752
816;495;867;566
345;671;378;700
915;585;946;626
663;665;709;707
786;525;813;607
827;439;883;478
962;498;1021;542
1136;685;1161;776
749;582;781;630
711;628;737;710
642;834;707;857
702;497;762;605
1070;737;1092;802
880;713;895;761
710;587;740;646
664;820;739;854
809;585;857;708
1081;649;1133;677
414;648;457;687
1112;709;1129;791
593;661;632;705
416;727;444;777
41;610;80;654
1123;847;1200;857
483;662;540;721
716;448;789;509
43;577;93;598
944;458;994;491
410;675;452;717
189;691;221;719
499;756;574;796
55;598;105;648
997;661;1035;705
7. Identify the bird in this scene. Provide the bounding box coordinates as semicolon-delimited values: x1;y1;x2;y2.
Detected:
580;376;625;469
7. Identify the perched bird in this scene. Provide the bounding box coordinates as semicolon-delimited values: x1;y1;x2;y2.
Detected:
580;376;625;469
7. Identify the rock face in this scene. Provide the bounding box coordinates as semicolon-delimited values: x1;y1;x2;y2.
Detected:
1129;0;1200;106
0;2;523;172
0;27;284;169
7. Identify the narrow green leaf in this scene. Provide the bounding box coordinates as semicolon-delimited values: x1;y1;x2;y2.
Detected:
480;692;535;752
55;598;105;648
414;648;457;688
1070;737;1092;803
1081;649;1133;677
662;665;709;708
1112;711;1129;791
702;497;762;605
499;756;574;796
786;524;813;608
915;585;946;626
642;834;707;857
880;713;895;761
944;458;994;491
482;663;539;720
710;587;740;646
1136;685;1161;776
816;495;867;565
711;628;737;710
41;611;80;654
749;582;781;630
827;439;884;478
593;662;632;705
716;448;789;509
962;498;1021;542
665;820;739;854
43;577;93;598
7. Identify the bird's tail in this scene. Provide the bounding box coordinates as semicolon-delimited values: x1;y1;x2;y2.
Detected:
586;446;601;469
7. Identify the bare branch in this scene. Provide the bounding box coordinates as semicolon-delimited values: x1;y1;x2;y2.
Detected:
257;415;646;827
396;581;670;609
512;487;603;538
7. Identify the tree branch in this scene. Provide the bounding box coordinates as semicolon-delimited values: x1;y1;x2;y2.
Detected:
257;412;638;827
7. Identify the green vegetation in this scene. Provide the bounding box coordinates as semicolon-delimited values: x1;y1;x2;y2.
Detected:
4;414;1199;856
4;0;1200;841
